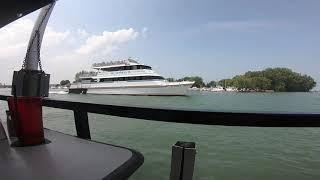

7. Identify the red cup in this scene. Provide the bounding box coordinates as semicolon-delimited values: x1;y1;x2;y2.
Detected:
8;97;44;146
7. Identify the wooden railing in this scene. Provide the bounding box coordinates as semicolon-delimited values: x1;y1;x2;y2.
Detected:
1;94;320;140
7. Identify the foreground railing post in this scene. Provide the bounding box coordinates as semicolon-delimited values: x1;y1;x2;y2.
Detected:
73;110;91;139
170;141;196;180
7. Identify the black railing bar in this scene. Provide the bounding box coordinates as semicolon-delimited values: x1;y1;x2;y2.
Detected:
1;95;320;127
0;95;317;115
42;98;320;127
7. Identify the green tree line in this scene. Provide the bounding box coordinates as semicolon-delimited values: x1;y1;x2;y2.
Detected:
166;68;316;92
74;70;97;82
60;80;71;86
229;68;316;92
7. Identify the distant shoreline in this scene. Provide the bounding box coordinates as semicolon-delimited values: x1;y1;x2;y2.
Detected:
189;87;319;93
0;87;319;93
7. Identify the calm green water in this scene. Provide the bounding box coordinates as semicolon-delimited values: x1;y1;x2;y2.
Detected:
0;89;320;180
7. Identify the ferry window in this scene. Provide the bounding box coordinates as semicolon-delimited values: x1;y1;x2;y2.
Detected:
100;78;111;82
152;76;160;79
132;66;137;70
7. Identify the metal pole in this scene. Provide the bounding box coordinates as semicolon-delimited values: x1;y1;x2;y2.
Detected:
25;2;56;70
170;141;196;180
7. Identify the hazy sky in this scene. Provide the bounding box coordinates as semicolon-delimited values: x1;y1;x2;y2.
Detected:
0;0;319;89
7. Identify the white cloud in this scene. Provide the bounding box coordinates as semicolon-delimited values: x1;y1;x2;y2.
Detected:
76;28;138;55
77;29;89;38
43;27;70;47
0;18;141;84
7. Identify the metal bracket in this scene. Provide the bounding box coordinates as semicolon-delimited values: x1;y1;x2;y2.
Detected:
170;141;196;180
11;70;50;97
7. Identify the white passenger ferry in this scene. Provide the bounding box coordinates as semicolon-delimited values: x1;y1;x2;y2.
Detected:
69;59;194;96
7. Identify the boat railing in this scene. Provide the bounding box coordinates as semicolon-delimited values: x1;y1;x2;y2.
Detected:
1;94;320;179
1;94;320;140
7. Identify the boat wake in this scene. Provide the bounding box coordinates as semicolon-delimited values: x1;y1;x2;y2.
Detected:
49;91;68;95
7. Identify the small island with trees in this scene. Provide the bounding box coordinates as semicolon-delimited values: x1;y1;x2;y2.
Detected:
168;68;317;92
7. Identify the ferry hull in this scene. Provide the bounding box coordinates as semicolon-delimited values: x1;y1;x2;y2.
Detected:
69;84;192;96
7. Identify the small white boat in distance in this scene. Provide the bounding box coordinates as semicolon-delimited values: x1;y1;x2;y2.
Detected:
210;86;225;92
69;59;194;96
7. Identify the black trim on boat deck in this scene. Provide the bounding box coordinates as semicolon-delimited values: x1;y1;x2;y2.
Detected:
46;129;144;180
102;145;144;180
68;88;87;94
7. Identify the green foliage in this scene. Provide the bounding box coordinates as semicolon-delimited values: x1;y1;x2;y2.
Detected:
229;68;316;92
166;78;176;82
218;79;233;88
0;83;10;88
206;81;217;87
179;76;205;88
60;80;70;86
74;70;97;82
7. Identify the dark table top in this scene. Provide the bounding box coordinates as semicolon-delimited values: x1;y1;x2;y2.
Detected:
0;129;143;180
